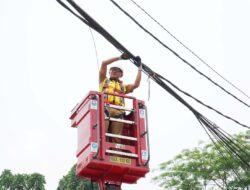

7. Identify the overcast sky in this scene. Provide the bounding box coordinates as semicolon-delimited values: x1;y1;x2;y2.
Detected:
1;0;250;189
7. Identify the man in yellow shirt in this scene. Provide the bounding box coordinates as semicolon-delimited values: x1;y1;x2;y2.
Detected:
99;53;142;143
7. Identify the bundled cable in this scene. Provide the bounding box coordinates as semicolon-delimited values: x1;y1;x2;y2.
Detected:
56;0;250;171
110;0;250;109
127;0;250;100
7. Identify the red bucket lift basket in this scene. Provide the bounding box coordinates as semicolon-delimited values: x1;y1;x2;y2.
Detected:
70;91;150;188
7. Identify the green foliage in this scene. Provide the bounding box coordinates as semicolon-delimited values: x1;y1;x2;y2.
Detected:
0;169;46;190
27;173;46;190
57;165;99;190
0;170;13;190
152;130;250;190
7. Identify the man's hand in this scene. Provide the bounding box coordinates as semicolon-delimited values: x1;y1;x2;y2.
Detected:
120;53;129;60
134;56;142;71
134;56;141;64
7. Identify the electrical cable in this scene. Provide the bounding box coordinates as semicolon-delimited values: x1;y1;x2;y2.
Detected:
56;0;250;171
127;0;250;100
56;0;91;27
155;72;250;129
197;118;245;180
89;27;100;71
109;0;250;110
197;115;250;169
147;76;151;101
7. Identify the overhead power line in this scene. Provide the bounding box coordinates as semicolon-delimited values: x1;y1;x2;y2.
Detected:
156;73;250;129
57;0;250;130
57;0;250;171
127;0;250;100
110;0;250;110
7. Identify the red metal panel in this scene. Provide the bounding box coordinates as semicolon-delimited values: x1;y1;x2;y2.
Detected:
76;157;149;184
138;101;149;166
70;91;149;185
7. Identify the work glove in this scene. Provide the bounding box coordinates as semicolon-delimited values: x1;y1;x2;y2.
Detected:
134;56;141;63
134;56;142;71
120;53;129;60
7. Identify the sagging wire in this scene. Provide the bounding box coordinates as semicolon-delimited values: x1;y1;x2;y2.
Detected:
109;0;250;110
197;118;246;180
127;0;250;100
147;75;151;101
198;115;250;169
89;27;100;71
155;72;250;130
57;0;100;84
88;27;100;86
56;0;250;171
144;63;250;170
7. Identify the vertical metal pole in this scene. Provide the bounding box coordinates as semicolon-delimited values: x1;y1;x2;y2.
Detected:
94;94;100;159
144;104;150;166
100;92;106;160
134;99;142;166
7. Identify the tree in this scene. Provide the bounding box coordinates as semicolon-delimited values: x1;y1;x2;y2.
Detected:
57;165;99;190
152;130;250;190
27;173;46;190
0;170;13;190
11;174;27;190
0;170;46;190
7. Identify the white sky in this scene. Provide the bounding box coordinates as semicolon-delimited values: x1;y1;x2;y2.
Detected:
1;0;250;189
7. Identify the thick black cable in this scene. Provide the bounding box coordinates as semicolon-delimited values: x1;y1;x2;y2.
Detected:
141;64;250;129
196;117;245;178
196;108;250;170
59;0;250;133
145;68;250;168
219;127;250;155
203;117;250;169
57;0;250;170
58;0;246;135
61;0;138;61
109;0;250;109
155;72;250;129
60;1;199;115
56;0;91;27
57;0;101;84
198;115;250;169
145;61;250;168
127;0;250;100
